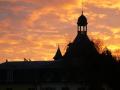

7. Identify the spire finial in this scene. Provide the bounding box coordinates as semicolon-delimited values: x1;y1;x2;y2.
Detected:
82;0;84;15
58;44;60;48
82;10;83;15
53;44;63;60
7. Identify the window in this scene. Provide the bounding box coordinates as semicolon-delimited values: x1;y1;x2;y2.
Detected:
45;87;56;90
28;88;36;90
62;87;69;90
40;87;56;90
78;87;85;90
6;88;12;90
7;70;13;82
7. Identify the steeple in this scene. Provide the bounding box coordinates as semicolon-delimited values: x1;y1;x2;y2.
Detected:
53;46;63;60
77;12;88;35
77;0;88;35
63;10;99;61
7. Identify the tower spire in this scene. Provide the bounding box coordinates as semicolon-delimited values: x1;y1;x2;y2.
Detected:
77;0;88;35
82;10;83;15
53;45;63;60
82;0;84;14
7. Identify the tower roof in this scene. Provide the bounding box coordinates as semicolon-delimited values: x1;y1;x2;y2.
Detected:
77;12;88;26
53;46;62;60
63;11;99;64
64;34;98;56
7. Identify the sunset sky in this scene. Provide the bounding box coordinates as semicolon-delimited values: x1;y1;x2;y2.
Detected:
0;0;120;62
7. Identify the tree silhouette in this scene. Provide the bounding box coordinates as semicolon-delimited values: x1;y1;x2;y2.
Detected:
91;38;105;54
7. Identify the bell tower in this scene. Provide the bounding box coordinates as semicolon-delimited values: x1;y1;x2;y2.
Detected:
77;11;88;35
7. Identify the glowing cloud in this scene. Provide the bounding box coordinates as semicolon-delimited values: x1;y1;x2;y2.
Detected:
0;0;119;62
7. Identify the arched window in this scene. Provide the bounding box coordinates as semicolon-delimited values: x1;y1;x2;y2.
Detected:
28;88;36;90
78;87;85;90
6;88;12;90
7;70;13;82
62;87;69;90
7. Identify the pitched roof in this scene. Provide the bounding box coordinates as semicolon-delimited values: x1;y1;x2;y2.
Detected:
53;46;63;60
63;33;99;63
0;60;66;69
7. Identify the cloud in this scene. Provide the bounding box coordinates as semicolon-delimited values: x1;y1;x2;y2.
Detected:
0;0;119;62
87;0;120;9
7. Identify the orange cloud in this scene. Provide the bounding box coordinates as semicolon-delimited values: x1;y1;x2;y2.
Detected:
87;0;120;9
0;0;120;62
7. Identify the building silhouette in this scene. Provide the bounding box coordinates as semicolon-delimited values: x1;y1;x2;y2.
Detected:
0;12;118;90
